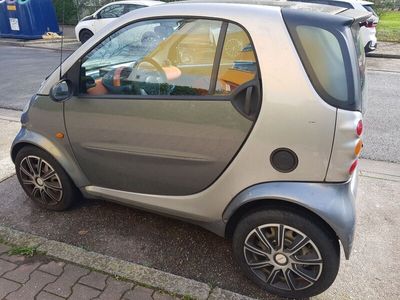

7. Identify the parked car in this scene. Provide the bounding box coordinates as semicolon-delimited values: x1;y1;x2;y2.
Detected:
75;0;164;43
12;0;369;298
288;0;379;52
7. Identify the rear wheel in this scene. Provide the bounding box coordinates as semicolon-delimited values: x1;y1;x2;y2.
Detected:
15;146;78;211
232;208;340;298
79;29;94;44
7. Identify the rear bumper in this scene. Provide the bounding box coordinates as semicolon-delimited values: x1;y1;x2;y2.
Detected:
223;172;359;259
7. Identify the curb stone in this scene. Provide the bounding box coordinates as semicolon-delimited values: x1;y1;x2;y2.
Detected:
366;53;400;59
0;225;255;300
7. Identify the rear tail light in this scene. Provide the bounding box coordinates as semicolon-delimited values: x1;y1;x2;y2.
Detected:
349;159;358;175
360;21;377;28
348;119;363;175
355;139;363;156
356;120;363;136
366;22;377;28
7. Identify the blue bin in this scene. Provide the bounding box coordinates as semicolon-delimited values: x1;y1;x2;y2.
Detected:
0;0;60;39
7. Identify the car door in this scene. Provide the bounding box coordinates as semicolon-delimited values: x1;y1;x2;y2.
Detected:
64;18;261;196
93;4;125;32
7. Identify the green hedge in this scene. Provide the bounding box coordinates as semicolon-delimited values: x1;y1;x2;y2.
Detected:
52;0;182;25
52;0;78;25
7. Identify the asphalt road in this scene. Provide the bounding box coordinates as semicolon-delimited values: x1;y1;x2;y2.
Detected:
0;46;72;110
0;46;399;162
0;161;399;299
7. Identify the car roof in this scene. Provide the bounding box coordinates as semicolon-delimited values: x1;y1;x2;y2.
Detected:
177;0;345;15
100;0;164;8
94;0;164;15
319;0;374;4
288;0;374;4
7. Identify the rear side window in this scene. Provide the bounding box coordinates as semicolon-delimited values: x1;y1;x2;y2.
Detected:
125;4;146;13
295;25;348;102
98;4;125;19
363;5;377;16
283;10;360;111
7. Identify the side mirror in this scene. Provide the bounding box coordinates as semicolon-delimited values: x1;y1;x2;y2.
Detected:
50;80;73;102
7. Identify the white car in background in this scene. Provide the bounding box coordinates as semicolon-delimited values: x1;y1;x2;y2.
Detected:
290;0;379;52
75;0;164;43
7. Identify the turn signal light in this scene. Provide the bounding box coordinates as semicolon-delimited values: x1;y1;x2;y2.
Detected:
356;120;363;136
355;140;363;156
349;159;358;175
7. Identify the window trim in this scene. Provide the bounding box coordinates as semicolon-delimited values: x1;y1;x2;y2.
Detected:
65;16;261;102
209;21;228;94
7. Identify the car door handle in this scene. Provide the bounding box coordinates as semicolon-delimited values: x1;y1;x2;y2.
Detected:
230;82;260;121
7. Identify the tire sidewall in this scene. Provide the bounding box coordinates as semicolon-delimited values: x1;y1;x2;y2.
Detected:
15;146;77;211
80;30;93;44
232;208;340;298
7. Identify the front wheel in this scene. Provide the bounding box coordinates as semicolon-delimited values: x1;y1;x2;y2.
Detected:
15;146;78;211
79;29;94;44
232;208;340;298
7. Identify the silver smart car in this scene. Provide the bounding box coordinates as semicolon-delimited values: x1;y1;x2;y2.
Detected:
11;0;369;297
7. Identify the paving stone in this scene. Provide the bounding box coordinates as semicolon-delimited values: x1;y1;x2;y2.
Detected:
5;270;56;300
0;244;11;254
68;283;101;300
123;286;153;300
153;291;176;300
0;254;25;263
44;264;90;298
3;261;41;283
94;277;134;300
0;259;17;276
36;291;65;300
0;278;21;299
208;287;255;300
79;271;108;290
39;261;65;276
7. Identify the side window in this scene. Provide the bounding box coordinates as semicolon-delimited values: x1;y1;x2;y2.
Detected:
125;4;146;13
98;4;125;19
215;23;257;95
80;19;222;97
295;25;348;102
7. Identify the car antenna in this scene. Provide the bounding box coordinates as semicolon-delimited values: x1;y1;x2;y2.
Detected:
59;0;65;80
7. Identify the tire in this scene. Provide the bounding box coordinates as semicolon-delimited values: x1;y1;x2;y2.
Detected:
79;29;93;44
232;208;340;298
15;146;79;211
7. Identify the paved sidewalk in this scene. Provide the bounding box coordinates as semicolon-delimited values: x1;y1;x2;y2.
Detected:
0;243;176;300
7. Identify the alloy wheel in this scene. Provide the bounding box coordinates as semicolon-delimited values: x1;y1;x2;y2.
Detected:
244;224;323;291
19;155;63;206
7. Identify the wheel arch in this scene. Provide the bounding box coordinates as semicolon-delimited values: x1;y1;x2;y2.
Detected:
225;199;337;240
223;180;357;259
11;129;89;188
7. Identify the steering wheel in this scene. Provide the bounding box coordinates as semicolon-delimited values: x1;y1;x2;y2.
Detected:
134;57;169;95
